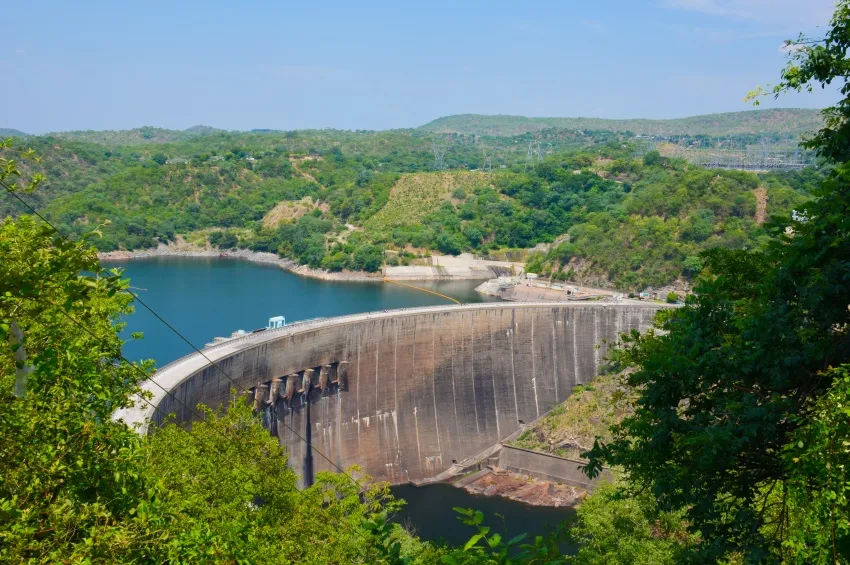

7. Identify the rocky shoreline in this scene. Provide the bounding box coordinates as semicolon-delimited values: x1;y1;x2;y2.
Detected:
461;468;585;507
98;243;382;282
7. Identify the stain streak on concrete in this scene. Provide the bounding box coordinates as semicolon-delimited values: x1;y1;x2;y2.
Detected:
140;303;659;484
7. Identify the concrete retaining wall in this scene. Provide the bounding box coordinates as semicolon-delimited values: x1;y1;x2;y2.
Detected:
130;303;660;485
496;445;613;490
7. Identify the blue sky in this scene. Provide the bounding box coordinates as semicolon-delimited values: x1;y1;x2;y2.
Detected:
2;0;840;133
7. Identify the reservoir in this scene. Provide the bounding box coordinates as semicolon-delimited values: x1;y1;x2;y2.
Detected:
107;256;574;547
106;256;499;365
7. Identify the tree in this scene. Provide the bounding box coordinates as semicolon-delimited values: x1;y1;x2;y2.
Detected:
218;230;238;249
350;243;384;272
567;482;693;565
1;146;440;564
0;217;159;561
643;150;661;167
587;3;850;561
781;366;850;562
747;0;850;164
147;398;420;564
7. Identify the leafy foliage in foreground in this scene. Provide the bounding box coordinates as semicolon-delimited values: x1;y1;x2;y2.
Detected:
586;3;850;561
0;215;156;561
566;482;693;565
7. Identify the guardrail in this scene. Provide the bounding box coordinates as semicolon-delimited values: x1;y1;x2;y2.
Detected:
152;316;327;374
150;300;665;378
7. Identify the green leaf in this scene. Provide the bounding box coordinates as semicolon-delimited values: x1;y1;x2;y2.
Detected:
464;533;483;551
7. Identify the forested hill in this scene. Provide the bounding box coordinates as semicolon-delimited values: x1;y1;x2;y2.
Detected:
0;127;824;291
0;128;28;137
419;108;823;137
42;125;227;145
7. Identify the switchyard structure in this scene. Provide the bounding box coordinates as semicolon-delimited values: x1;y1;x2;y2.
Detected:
635;137;815;171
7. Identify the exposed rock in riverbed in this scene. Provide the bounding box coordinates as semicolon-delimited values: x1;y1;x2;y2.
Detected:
463;468;586;507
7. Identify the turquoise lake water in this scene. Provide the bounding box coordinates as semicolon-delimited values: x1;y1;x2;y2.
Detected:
105;256;499;366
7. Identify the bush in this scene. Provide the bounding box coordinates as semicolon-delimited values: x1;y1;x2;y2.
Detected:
666;292;679;304
349;244;384;272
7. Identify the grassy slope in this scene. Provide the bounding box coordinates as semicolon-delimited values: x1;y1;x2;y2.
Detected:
509;372;634;460
420;108;823;137
364;171;492;231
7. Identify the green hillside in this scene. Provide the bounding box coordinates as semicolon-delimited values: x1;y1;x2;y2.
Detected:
419;108;823;137
1;126;824;289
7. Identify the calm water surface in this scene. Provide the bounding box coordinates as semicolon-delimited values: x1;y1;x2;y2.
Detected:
391;484;576;550
106;256;499;365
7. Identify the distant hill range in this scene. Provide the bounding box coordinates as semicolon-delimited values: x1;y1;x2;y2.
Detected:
0;128;29;138
5;108;823;146
43;125;226;145
419;108;823;137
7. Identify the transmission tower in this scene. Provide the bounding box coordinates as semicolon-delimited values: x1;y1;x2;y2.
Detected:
482;146;493;172
524;141;543;171
432;137;448;171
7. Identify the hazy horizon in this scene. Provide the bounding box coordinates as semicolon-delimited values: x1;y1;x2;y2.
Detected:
3;1;841;134
0;107;824;136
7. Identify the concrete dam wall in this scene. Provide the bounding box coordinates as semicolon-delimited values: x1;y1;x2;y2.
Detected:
127;303;660;485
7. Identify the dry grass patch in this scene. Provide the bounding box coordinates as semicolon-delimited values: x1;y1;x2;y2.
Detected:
365;171;492;231
262;197;320;228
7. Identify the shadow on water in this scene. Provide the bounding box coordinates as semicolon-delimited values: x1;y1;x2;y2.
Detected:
390;483;577;554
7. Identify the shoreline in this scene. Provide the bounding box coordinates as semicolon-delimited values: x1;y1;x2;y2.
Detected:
98;242;514;283
460;468;585;508
98;245;383;282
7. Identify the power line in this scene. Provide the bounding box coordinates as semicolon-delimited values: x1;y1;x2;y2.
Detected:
2;180;379;557
41;303;378;559
1;179;364;491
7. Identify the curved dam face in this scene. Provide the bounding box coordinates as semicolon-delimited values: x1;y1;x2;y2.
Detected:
130;303;660;484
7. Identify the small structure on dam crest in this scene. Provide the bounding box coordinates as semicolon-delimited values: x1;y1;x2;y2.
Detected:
117;303;663;485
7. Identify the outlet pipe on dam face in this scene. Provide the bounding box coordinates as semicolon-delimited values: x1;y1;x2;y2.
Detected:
116;302;665;485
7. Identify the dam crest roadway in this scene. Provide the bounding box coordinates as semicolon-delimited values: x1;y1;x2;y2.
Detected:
117;302;663;485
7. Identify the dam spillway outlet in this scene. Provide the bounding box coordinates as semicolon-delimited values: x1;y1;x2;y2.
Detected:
122;303;662;485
